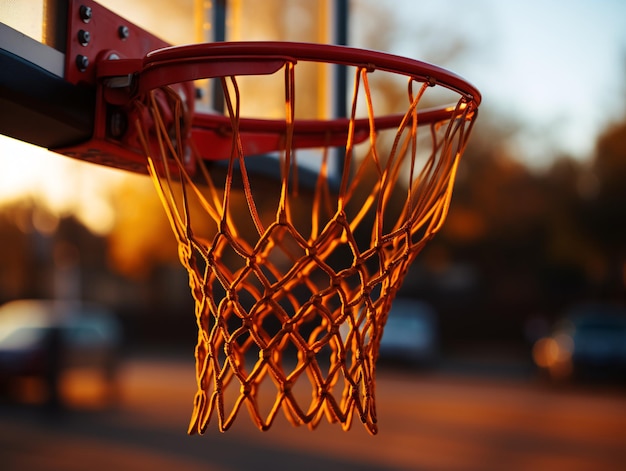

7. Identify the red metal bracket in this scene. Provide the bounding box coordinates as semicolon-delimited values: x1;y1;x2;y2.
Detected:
65;0;169;86
57;0;198;175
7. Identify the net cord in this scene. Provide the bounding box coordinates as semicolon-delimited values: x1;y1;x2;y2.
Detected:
135;58;477;435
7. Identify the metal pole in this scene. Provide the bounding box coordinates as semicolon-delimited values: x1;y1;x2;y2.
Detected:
334;0;349;179
43;0;69;52
213;0;227;42
212;0;227;112
334;0;349;119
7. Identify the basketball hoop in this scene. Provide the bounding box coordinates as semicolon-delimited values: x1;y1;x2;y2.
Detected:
91;42;480;434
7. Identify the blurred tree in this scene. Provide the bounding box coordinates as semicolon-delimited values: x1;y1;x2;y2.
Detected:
106;175;177;279
582;117;626;296
0;202;112;302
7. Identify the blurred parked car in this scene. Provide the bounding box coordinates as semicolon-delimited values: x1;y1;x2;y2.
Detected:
0;299;122;404
532;303;626;382
378;298;439;367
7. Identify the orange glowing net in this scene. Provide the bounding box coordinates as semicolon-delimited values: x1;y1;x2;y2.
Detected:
135;51;477;435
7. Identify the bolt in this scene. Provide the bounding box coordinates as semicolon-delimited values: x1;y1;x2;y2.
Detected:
77;29;91;46
75;55;89;72
79;5;92;23
118;25;130;40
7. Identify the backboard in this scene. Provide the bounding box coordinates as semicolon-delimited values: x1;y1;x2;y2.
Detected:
0;0;347;183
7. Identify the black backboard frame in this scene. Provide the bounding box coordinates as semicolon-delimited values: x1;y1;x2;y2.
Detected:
0;11;95;149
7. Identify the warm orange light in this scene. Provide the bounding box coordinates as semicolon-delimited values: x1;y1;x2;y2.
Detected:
533;335;574;380
532;337;554;368
0;135;121;235
0;0;44;42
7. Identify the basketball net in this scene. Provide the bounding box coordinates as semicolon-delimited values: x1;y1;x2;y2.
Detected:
134;61;476;435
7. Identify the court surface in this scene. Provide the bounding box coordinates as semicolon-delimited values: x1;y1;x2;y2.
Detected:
1;354;624;471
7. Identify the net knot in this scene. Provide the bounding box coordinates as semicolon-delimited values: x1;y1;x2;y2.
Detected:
281;380;293;393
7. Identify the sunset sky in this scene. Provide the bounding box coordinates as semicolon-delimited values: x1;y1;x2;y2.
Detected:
375;0;626;166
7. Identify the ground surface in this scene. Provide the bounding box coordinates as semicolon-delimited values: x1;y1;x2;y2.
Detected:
1;353;624;471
